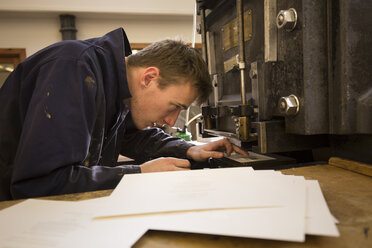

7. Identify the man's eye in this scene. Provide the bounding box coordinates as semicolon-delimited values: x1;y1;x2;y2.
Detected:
170;105;179;111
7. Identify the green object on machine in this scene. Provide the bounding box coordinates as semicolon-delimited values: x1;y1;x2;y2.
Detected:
176;132;191;141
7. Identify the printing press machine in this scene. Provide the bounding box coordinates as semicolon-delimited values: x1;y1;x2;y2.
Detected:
194;0;372;169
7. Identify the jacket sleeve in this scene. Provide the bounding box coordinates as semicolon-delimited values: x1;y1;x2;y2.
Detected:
10;57;139;199
119;116;195;164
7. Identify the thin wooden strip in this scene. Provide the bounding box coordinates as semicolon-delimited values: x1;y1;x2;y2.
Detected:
329;157;372;177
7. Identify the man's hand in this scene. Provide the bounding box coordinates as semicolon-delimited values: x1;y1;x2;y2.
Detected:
140;157;190;173
186;138;249;162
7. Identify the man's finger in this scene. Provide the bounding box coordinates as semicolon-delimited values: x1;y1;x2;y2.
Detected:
232;144;249;156
204;151;224;159
222;138;234;155
205;138;233;154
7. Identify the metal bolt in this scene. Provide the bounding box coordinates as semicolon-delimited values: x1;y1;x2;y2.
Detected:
249;68;257;79
196;24;202;34
278;14;284;23
278;94;299;116
280;101;287;110
276;8;297;31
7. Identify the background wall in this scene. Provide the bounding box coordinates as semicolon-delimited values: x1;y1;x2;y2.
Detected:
0;0;200;57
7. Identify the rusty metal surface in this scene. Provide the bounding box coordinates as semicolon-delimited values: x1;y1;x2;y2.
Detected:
221;10;253;51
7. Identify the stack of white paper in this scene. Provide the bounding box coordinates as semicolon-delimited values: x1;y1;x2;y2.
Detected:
0;167;339;248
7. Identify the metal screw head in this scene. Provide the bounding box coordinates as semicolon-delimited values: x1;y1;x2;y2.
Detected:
280;101;287;110
278;14;284;23
276;8;297;31
278;94;299;116
196;24;202;34
249;67;257;79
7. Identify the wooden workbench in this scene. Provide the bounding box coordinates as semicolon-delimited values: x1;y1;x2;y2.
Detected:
0;159;371;248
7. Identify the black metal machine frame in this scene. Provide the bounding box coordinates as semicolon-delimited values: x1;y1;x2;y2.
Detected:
197;0;372;164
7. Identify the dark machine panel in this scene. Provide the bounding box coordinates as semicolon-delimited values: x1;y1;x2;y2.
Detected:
330;0;372;135
197;0;372;164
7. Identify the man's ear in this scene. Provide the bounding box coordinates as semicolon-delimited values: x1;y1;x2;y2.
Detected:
140;67;160;87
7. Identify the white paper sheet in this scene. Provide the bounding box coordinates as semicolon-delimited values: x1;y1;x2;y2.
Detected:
0;199;92;248
246;170;339;236
79;170;309;243
305;180;340;236
99;167;305;218
244;170;339;236
0;198;146;248
93;167;307;242
88;204;305;243
148;173;307;242
0;167;339;247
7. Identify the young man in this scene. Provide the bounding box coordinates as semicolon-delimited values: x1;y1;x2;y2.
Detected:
0;28;247;201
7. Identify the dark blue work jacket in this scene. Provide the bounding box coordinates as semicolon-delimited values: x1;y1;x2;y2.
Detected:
0;28;192;200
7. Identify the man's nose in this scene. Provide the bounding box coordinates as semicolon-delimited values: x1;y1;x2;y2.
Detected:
164;109;181;127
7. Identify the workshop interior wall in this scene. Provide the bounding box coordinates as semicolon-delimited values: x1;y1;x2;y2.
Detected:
0;0;200;57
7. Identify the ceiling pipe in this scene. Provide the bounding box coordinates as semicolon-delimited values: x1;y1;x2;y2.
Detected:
59;14;77;40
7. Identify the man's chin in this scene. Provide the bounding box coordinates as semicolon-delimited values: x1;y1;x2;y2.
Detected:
138;123;155;130
132;120;156;130
131;119;145;130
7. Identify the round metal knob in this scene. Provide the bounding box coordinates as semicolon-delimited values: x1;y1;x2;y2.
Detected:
279;94;299;116
276;8;297;31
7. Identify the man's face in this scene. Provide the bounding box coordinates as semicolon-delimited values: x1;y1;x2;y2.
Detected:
129;80;198;130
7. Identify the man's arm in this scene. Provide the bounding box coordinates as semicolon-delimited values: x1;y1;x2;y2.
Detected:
10;57;132;199
120;120;247;172
11;164;140;199
119;118;194;164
